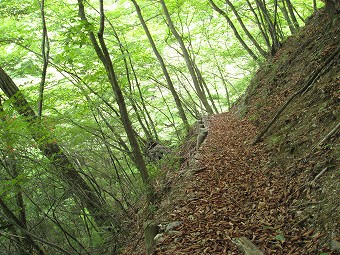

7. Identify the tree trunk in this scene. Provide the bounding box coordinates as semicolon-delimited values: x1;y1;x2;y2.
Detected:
159;0;213;114
0;67;115;229
38;0;50;117
77;0;155;203
0;103;39;255
285;0;300;29
245;0;271;51
107;20;157;141
325;0;338;15
209;0;259;62
132;0;189;131
0;197;46;255
254;0;281;55
225;0;267;57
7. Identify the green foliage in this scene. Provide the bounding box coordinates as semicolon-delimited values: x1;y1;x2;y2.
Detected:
0;0;319;253
275;233;286;242
268;134;283;146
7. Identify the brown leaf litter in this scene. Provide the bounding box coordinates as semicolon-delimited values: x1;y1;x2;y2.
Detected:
149;112;335;254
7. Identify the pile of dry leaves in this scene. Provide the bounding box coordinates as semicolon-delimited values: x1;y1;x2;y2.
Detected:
151;112;333;254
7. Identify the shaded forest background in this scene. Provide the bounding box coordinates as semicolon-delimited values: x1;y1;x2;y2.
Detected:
0;0;335;254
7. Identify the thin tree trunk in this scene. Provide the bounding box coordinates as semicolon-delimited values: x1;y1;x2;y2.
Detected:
245;0;271;51
169;65;201;116
107;22;159;139
38;0;49;117
209;0;259;62
0;102;36;255
107;21;155;141
194;65;219;113
0;197;45;255
0;67;115;229
285;0;299;29
132;0;189;131
77;0;155;203
255;0;280;54
313;0;317;11
279;0;295;34
159;0;213;114
225;0;267;57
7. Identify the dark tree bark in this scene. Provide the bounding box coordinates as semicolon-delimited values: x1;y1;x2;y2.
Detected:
279;0;295;34
37;0;50;117
0;100;38;255
254;0;282;55
325;0;339;15
0;67;116;229
245;0;271;51
284;0;300;29
159;0;214;114
107;21;158;141
0;197;45;255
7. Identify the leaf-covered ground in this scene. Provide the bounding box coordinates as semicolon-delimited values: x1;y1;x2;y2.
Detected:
151;112;333;254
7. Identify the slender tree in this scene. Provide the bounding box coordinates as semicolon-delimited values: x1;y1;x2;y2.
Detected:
0;67;116;229
225;0;267;57
208;0;259;61
159;0;214;114
254;0;282;54
37;0;49;117
284;0;300;29
0;197;46;255
246;0;271;51
77;0;155;203
131;0;189;130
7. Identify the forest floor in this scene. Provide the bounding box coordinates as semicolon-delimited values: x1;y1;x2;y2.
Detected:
149;112;334;254
122;112;336;255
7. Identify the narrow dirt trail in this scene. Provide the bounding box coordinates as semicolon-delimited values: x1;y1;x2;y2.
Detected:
154;112;321;254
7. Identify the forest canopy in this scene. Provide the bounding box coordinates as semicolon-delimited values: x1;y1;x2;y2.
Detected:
0;0;324;254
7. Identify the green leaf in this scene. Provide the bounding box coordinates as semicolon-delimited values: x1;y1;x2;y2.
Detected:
275;234;286;242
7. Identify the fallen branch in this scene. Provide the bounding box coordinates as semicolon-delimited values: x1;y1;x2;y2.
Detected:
253;45;340;145
232;237;264;255
310;167;328;187
310;122;340;153
299;122;340;163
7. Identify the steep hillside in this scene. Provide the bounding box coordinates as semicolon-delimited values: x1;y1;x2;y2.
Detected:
121;8;339;255
238;7;339;252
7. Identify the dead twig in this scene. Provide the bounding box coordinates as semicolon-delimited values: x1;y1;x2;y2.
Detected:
232;237;265;255
310;167;328;186
310;122;340;153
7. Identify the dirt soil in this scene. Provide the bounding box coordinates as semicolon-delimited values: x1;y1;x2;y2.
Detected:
120;8;339;255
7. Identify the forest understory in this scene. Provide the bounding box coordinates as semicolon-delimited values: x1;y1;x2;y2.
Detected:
121;8;339;255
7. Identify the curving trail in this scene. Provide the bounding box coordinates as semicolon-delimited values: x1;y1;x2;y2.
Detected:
154;112;322;254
